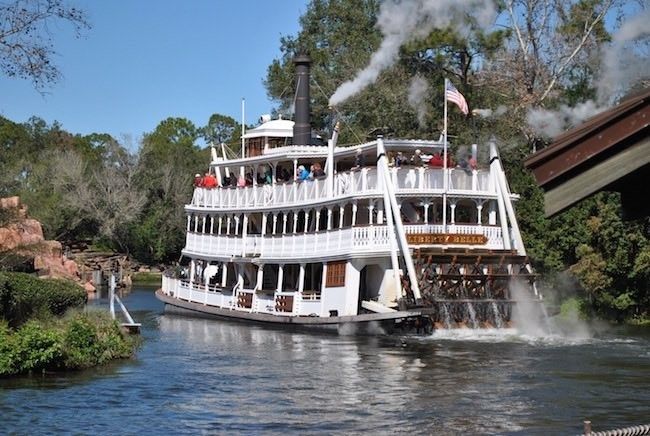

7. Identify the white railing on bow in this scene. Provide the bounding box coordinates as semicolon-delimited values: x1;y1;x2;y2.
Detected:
183;223;505;259
161;276;323;316
189;167;492;210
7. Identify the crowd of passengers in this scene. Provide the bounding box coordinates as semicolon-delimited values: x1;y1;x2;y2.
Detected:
193;149;478;189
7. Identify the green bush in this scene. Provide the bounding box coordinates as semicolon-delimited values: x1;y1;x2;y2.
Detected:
0;272;87;327
0;311;138;376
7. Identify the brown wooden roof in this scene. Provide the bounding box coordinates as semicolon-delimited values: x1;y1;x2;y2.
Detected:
525;88;650;188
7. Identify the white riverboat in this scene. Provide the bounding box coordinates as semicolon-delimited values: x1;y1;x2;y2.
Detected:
156;55;539;333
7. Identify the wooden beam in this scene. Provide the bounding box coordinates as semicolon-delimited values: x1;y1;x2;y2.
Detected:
544;137;650;216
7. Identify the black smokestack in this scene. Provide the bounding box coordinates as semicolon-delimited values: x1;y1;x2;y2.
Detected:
293;54;311;146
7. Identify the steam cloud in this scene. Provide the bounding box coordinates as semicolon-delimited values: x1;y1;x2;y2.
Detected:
528;8;650;138
329;0;496;107
408;75;430;126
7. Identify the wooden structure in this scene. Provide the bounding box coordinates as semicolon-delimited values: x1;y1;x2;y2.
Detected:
524;88;650;219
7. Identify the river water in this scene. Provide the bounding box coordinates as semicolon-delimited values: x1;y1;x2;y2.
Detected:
1;286;648;435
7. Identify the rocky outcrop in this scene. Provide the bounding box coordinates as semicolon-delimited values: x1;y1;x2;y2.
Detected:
0;196;80;282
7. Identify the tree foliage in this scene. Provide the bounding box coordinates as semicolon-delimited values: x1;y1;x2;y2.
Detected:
263;0;648;321
0;0;90;88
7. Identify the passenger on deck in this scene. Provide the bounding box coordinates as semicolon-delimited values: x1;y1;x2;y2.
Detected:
312;162;325;178
277;167;291;183
352;149;365;170
298;165;310;181
395;151;406;167
263;166;273;184
411;149;423;166
203;172;218;189
194;173;203;187
428;152;444;168
459;154;473;174
469;155;477;170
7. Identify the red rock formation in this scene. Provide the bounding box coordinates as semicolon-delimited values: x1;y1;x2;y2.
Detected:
0;196;80;282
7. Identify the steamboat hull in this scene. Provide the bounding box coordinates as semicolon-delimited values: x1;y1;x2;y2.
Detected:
156;289;421;334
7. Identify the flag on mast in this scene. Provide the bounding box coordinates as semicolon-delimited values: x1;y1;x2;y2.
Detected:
445;81;469;115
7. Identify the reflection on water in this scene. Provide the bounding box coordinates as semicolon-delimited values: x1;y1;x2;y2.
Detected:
1;287;648;435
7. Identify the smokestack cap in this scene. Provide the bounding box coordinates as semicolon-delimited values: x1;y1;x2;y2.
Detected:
293;53;311;65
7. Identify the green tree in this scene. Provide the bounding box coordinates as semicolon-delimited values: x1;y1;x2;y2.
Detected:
129;117;207;263
0;0;90;88
203;113;239;145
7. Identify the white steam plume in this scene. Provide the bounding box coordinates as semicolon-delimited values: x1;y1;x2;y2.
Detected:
329;0;496;107
408;75;429;126
528;8;650;138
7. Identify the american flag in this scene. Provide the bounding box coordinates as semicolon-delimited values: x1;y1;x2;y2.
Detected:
446;81;468;115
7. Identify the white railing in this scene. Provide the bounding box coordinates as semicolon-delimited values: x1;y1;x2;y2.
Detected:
183;223;505;259
189;167;492;211
162;276;324;316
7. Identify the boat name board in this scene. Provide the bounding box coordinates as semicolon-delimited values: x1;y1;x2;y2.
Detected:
406;233;488;245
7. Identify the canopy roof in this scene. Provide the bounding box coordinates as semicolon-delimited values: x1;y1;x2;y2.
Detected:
243;118;294;139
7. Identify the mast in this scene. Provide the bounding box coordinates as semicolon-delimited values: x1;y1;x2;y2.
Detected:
241;98;246;159
443;78;448;233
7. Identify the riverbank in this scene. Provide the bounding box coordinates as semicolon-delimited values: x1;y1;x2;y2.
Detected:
0;272;139;377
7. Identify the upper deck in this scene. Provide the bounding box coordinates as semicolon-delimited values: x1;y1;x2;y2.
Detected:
188;166;499;213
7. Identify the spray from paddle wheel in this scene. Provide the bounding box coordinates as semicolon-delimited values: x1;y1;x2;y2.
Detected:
401;249;539;329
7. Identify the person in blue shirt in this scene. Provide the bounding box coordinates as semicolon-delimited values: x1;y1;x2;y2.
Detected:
298;165;310;181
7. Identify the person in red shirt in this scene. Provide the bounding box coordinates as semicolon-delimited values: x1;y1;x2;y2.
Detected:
428;152;443;168
203;172;217;189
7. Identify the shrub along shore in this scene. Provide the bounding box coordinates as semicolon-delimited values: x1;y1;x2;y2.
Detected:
0;272;139;377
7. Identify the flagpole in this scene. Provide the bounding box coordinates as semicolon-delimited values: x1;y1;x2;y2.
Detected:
442;78;448;234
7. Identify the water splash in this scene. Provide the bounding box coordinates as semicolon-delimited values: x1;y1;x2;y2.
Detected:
441;303;452;329
466;302;478;329
490;302;503;329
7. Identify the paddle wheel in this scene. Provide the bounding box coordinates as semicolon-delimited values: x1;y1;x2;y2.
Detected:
402;249;539;329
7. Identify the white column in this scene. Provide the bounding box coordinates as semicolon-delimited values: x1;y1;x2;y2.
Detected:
261;214;268;236
194;215;199;232
241;214;248;256
189;259;196;286
327;207;333;230
226;216;231;236
209;215;214;234
221;263;228;287
237;264;244;288
450;203;456;225
298;263;305;293
234;215;240;236
256;264;264;291
218;216;223;235
293;211;299;233
488;201;497;225
477;203;483;225
315;209;321;231
377;201;384;225
202;215;206;233
368;202;374;225
283;213;288;234
271;163;277;187
293;159;298;181
276;264;284;293
424;202;430;224
186;215;191;232
272;213;278;235
304;210;310;233
352;202;358;227
339;205;345;228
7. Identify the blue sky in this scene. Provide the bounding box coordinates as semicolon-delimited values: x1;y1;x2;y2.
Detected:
0;1;308;141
